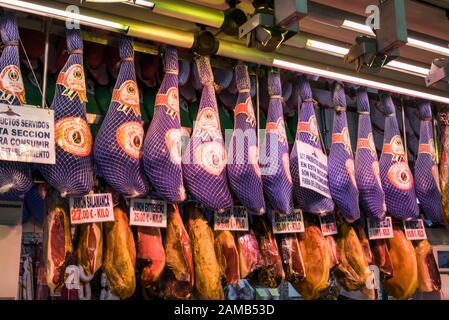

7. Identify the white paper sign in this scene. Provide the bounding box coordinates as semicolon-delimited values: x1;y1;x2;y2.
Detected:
319;212;338;236
69;193;114;225
129;198;167;228
0;104;55;164
272;209;305;234
214;206;249;231
403;219;427;240
367;217;394;240
296;141;331;198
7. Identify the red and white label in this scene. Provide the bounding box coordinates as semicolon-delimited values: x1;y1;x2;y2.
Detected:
129;198;167;228
332;127;352;153
194;141;226;176
403;219;427;240
55;117;92;157
56;64;87;103
357;133;377;157
383;135;406;161
387;162;414;190
272;209;304;234
69;193;114;225
319;212;338;236
0;65;25;104
165;128;182;165
116;121;144;159
155;87;179;120
266;118;288;145
418;139;436;161
214;206;249;231
194;107;221;141
298;115;319;142
235;97;256;127
367;216;394;240
113;80;141;116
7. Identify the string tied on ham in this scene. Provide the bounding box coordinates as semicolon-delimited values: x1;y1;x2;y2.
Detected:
3;40;18;46
213;67;233;93
195;55;214;86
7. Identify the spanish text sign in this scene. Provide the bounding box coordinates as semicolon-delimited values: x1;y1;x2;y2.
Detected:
272;209;304;234
214;206;249;231
0;104;55;164
297;141;331;198
367;216;394;240
403;219;427;240
319;212;338;236
69;193;114;225
129;198;167;228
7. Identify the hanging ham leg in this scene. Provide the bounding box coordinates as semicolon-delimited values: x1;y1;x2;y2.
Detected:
103;204;136;299
214;230;240;285
185;202;224;299
44;189;73;295
325;235;339;269
437;110;449;224
370;239;393;279
236;230;263;279
277;233;306;283
137;227;165;289
162;204;194;300
76;223;103;277
414;239;441;292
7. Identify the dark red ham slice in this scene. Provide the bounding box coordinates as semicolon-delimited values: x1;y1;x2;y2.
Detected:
143;46;185;203
328;82;360;222
94;36;149;197
181;56;233;211
227;65;265;215
379;93;419;220
414;101;444;223
0;13;32;200
236;230;263;279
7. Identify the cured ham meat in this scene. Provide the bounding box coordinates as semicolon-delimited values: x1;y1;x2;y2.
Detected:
379;94;419;220
0;13;32;200
415;101;444;223
214;230;240;285
326;235;339;269
294;219;331;300
185;202;224;299
437;110;449;223
236;230;263;278
227;65;265;215
143;46;185;203
37;28;93;197
334;222;371;291
137;227;165;288
182;56;232;211
414;239;441;292
44;190;73;295
94;36;149;197
253;215;285;288
162;204;194;300
290;76;334;214
277;233;306;283
76;223;103;277
328;82;360;222
260;70;293;214
370;239;393;279
103;204;136;299
355;88;386;221
383;225;418;299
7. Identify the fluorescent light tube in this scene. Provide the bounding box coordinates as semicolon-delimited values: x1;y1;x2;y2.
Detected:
0;0;128;31
341;20;376;36
306;39;349;57
273;58;449;104
385;60;429;77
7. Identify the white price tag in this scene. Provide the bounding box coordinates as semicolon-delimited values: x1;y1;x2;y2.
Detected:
367;217;394;240
319;212;338;236
129;198;167;228
272;209;304;234
403;219;427;240
69;193;114;225
214;206;248;231
297;141;331;198
0;104;55;164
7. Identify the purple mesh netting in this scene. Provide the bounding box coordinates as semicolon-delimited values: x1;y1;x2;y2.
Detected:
290;76;334;215
178;59;191;87
181;56;232;211
93;36;149;197
328;82;360;222
379;93;419;220
354;88;386;221
0;13;32;200
213;68;233;92
282;79;292;102
414;101;444;223
143;46;185;203
37;29;94;197
227;65;265;215
250;74;256;98
260;71;293;214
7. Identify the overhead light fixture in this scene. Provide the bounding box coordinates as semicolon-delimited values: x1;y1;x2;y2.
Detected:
126;0;154;8
273;58;449;104
0;0;129;32
306;39;429;76
341;19;449;58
